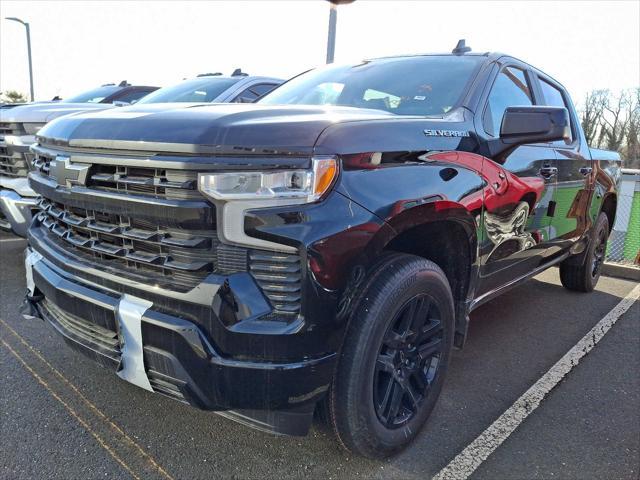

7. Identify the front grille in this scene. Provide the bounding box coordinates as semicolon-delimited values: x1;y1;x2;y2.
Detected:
0;150;29;178
36;197;223;289
0;122;29;178
33;152;200;200
0;122;23;136
40;298;121;364
32;143;303;320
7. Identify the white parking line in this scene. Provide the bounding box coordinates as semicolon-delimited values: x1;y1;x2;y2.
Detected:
0;237;26;243
433;283;640;480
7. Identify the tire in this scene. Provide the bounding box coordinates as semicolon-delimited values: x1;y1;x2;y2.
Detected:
560;212;609;293
327;253;455;459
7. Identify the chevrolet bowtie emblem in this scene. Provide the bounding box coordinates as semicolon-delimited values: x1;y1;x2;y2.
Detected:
49;156;90;188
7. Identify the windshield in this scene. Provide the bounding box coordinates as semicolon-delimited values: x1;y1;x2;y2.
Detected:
63;86;121;103
260;55;482;116
137;77;241;104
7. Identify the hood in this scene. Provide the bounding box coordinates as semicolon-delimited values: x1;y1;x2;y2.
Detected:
0;102;115;124
36;103;396;155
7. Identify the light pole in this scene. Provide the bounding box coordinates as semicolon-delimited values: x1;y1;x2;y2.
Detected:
5;17;34;101
325;0;355;64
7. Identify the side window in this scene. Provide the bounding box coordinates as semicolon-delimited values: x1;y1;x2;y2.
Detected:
233;83;279;103
483;67;533;136
114;89;153;104
251;83;278;98
233;88;259;103
539;78;573;143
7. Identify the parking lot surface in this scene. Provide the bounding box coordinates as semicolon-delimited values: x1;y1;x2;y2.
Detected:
1;233;638;480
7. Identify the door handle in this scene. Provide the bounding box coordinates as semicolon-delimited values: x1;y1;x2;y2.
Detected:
539;166;558;178
579;166;593;176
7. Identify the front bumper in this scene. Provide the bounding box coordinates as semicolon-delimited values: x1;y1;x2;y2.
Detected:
23;246;335;435
0;178;37;236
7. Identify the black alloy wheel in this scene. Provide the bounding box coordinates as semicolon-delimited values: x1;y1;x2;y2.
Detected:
374;294;443;428
326;253;455;458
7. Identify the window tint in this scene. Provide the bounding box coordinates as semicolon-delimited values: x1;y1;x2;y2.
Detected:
137;78;240;104
233;88;259;103
251;83;278;97
260;56;483;116
113;89;154;104
63;86;121;103
539;78;573;142
234;83;280;103
484;67;533;136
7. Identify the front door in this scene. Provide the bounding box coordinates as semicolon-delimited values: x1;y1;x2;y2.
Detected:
476;64;558;296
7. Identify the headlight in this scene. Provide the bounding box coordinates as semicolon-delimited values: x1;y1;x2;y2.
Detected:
198;156;338;253
198;156;337;203
23;123;46;135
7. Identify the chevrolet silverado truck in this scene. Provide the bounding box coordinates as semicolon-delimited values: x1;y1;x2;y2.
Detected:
0;82;158;236
22;45;620;458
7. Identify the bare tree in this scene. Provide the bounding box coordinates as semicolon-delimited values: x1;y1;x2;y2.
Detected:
579;88;640;167
622;88;640;168
600;90;633;152
580;90;608;146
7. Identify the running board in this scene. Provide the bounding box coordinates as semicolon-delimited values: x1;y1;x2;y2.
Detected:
470;252;570;311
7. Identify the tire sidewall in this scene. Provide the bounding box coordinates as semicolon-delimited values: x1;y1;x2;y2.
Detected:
351;261;455;452
585;213;610;289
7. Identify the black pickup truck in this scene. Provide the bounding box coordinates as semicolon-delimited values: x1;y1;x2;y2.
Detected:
23;45;621;458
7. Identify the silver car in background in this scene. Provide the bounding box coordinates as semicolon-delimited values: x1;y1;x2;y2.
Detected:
0;82;158;236
0;72;282;237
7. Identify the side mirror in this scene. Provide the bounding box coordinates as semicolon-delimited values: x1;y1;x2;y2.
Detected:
488;106;570;159
113;100;131;107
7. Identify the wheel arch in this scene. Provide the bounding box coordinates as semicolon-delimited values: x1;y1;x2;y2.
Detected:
378;201;479;348
600;193;617;233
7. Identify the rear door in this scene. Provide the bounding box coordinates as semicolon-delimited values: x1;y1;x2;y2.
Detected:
475;62;559;296
534;74;593;251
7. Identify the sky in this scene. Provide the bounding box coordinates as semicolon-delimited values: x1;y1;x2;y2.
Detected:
1;0;638;106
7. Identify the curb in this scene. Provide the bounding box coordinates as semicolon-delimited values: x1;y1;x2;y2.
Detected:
602;262;640;281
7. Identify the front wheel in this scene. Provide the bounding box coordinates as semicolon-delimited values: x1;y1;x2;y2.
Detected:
328;254;455;459
560;212;610;292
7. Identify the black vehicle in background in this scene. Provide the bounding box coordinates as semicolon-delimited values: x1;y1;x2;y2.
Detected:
23;43;620;458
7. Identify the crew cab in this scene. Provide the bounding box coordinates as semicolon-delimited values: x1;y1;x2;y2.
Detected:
22;43;620;458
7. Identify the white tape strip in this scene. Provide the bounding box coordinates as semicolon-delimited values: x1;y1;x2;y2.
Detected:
116;294;154;392
24;249;43;296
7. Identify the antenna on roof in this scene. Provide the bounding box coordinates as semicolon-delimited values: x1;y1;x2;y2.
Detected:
452;39;471;55
118;80;131;87
231;68;248;77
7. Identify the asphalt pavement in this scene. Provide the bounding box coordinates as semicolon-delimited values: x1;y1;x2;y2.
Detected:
1;232;638;480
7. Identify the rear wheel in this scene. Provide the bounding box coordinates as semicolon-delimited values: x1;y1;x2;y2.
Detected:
327;254;455;458
560;212;609;292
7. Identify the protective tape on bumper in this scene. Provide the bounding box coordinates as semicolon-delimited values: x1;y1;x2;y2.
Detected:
24;249;43;296
116;294;154;392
